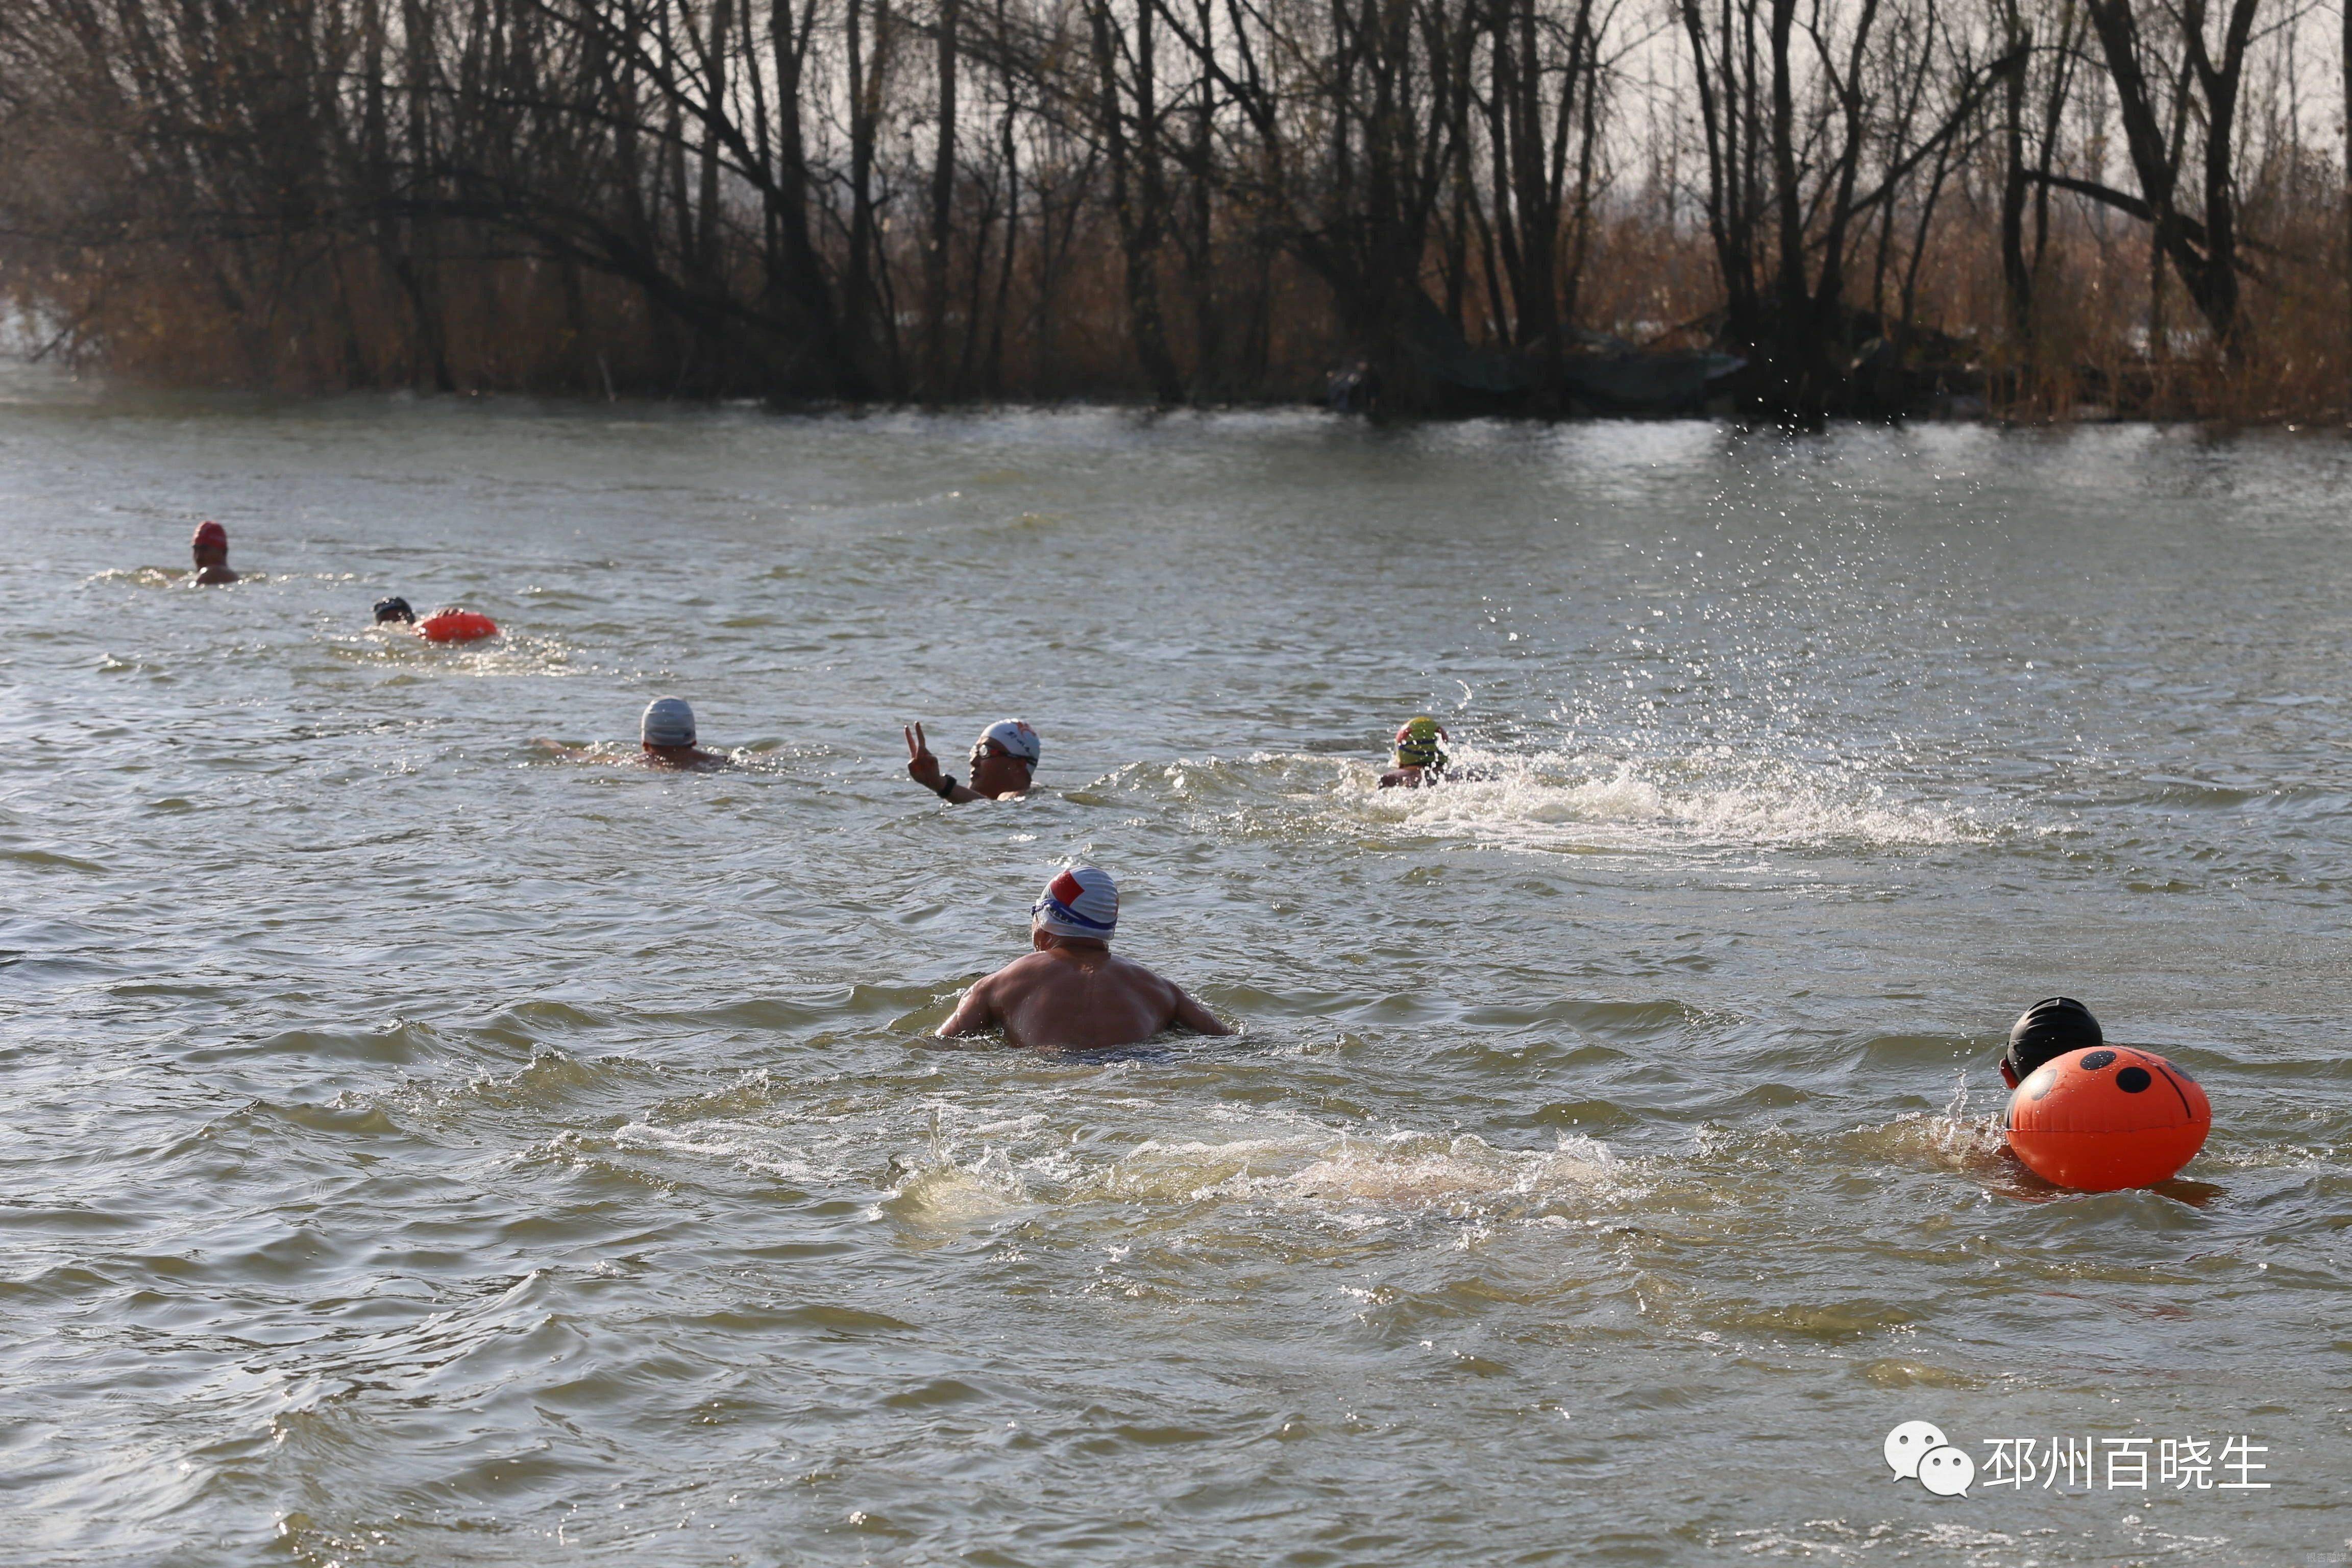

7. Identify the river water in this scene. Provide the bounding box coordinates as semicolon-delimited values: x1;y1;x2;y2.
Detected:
2;364;2346;1565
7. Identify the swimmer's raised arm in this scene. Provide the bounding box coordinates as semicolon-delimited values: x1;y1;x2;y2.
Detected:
1167;984;1234;1037
906;723;989;804
936;972;1001;1039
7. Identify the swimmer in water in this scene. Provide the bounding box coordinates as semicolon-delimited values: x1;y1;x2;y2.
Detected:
373;596;416;626
190;521;239;585
1378;715;1449;788
640;696;725;768
905;718;1039;802
935;866;1233;1050
1998;996;2102;1088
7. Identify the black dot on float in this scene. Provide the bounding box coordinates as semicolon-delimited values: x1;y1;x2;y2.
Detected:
2081;1049;2117;1071
2117;1066;2152;1093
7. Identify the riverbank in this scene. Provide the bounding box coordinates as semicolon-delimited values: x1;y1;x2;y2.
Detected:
12;331;2342;429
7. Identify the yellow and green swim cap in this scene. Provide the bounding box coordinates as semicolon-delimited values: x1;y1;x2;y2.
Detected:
1392;715;1449;770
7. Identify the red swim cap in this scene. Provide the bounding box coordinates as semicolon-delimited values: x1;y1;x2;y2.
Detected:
192;520;228;549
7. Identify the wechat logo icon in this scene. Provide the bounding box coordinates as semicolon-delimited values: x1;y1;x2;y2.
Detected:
1885;1420;1973;1497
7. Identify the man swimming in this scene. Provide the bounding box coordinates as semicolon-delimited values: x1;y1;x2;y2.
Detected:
934;866;1233;1050
1998;996;2103;1088
373;596;416;625
190;521;239;585
1378;715;1450;788
905;719;1039;802
641;696;725;768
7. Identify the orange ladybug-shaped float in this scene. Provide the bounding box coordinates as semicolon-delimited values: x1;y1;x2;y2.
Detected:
2005;1045;2211;1191
418;607;499;644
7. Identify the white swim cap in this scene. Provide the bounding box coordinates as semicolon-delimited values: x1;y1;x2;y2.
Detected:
975;719;1041;764
641;696;696;747
1032;866;1117;942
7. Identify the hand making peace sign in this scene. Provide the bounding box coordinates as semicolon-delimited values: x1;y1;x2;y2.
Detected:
904;722;946;791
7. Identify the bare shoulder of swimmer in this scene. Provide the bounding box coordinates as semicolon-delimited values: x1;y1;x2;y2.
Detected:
933;960;1030;1043
1146;959;1234;1036
1040;952;1231;1040
1085;953;1232;1040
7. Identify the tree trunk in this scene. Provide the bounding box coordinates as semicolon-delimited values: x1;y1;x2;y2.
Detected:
924;0;959;396
1089;0;1183;402
1999;3;2033;348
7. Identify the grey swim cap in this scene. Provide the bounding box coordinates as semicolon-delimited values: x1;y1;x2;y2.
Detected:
641;696;696;747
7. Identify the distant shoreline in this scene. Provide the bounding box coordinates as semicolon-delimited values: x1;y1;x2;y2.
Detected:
4;362;2341;434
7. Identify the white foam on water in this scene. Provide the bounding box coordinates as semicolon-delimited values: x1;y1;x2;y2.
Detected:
604;1087;1640;1236
1927;1071;2012;1166
885;1145;1035;1223
80;567;182;589
329;625;578;678
603;1116;853;1187
1284;1129;1624;1208
1337;745;1986;854
1849;1071;2014;1177
1081;1125;1633;1220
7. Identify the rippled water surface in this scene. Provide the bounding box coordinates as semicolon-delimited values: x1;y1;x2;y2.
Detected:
4;366;2348;1565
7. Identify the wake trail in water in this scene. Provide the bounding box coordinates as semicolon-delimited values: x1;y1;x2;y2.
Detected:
1109;743;2003;856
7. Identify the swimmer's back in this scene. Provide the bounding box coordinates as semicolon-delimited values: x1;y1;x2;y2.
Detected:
991;949;1186;1051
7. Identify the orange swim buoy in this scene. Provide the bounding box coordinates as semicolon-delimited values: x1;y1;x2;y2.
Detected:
418;608;499;644
2005;1046;2211;1192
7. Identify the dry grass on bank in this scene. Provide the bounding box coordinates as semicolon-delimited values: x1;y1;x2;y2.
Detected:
10;185;2351;423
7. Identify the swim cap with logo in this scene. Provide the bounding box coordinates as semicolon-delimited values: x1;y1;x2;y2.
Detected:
641;696;697;747
1032;865;1117;942
373;596;416;624
192;520;228;551
974;719;1041;765
2004;997;2101;1083
1393;716;1448;770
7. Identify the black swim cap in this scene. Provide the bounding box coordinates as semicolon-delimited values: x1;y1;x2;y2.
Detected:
373;596;415;624
2004;997;2102;1082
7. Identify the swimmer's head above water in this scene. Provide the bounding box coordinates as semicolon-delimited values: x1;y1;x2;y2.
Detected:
190;520;238;584
643;695;695;746
976;718;1042;762
1392;716;1448;770
1031;865;1118;949
641;695;717;766
373;596;416;625
1379;716;1448;788
971;719;1040;793
2000;996;2102;1088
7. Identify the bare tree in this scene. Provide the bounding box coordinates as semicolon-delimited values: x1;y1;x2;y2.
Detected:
0;0;2338;417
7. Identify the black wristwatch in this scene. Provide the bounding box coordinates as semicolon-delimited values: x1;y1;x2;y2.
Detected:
934;774;959;799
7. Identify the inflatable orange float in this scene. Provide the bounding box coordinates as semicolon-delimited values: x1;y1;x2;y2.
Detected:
418;607;499;644
2005;1046;2210;1191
